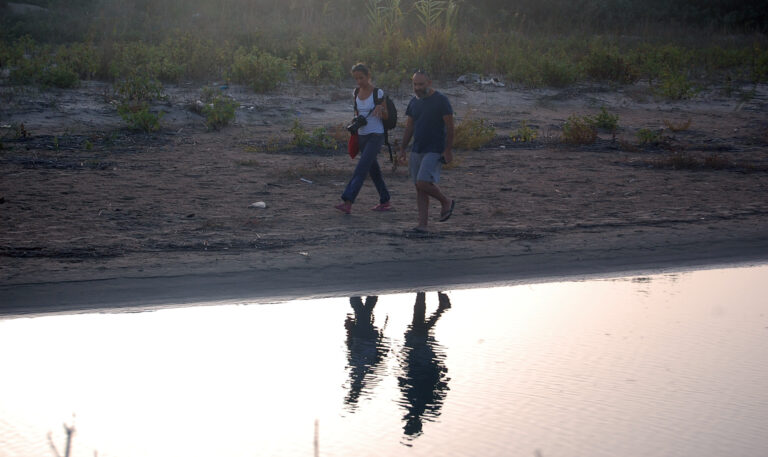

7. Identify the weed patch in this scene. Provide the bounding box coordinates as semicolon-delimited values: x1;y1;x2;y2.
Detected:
230;48;290;93
655;70;696;100
663;118;692;132
511;120;538;142
292;40;344;83
114;75;166;132
115;75;165;103
118;104;164;132
636;128;663;146
194;87;238;130
454;117;495;150
290;119;339;150
540;58;578;88
562;114;597;145
584;50;639;84
39;66;80;89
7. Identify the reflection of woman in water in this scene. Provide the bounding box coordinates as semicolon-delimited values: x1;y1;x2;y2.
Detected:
398;291;451;438
344;296;390;410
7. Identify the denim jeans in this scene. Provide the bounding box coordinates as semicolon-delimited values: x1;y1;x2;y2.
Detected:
341;133;390;204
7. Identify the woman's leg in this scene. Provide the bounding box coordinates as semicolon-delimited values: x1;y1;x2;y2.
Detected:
366;136;390;204
341;134;383;203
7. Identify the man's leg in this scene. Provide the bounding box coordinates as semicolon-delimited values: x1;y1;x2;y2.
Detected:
416;181;451;226
416;185;430;229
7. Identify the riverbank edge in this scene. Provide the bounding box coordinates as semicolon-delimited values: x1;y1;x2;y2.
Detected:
2;234;768;317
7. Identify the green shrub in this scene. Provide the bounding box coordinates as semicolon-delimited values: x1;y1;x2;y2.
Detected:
3;38;82;88
297;53;344;82
562;114;597;145
376;69;406;89
414;28;460;77
9;58;44;85
114;74;165;132
637;128;662;145
118;102;163;132
152;57;185;84
512;120;538;142
54;42;98;80
584;51;639;84
655;70;696;100
114;75;165;102
633;44;692;85
376;34;416;74
230;47;289;93
39;66;80;88
751;44;768;84
454;117;495;149
292;40;344;83
504;58;541;87
4;37;45;85
290;119;337;150
108;42;157;81
203;95;238;130
155;32;231;82
540;58;578;88
589;106;619;132
663;118;692;132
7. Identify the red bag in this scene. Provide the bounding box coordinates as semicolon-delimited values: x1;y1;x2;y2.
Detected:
348;133;359;159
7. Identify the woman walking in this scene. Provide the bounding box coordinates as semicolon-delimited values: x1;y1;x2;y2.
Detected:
335;63;392;214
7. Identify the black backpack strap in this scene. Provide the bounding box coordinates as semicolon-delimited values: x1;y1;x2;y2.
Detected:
353;87;359;116
374;87;394;162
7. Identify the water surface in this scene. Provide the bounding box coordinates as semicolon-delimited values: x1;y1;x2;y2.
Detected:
1;264;767;457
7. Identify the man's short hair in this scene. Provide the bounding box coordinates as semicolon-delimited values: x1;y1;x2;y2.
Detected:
413;69;430;79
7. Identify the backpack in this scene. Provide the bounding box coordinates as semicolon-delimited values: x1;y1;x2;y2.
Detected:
354;87;397;161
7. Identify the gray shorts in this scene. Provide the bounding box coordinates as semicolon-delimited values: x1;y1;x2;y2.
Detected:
409;152;442;184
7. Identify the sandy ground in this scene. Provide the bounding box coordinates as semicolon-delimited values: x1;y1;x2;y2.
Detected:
1;78;768;314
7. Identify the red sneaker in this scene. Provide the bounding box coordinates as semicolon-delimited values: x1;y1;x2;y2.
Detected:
371;202;392;212
334;202;351;214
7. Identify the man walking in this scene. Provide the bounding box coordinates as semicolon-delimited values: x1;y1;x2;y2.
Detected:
399;70;455;232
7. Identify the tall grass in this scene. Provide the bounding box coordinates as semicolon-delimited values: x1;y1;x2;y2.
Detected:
1;1;766;91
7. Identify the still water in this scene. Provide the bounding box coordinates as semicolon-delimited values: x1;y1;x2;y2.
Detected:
1;264;767;457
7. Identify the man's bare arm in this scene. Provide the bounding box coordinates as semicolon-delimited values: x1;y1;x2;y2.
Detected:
400;116;414;161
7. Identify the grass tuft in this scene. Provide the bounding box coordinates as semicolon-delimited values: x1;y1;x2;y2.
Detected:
454;116;495;150
562;114;597;145
663;118;692;132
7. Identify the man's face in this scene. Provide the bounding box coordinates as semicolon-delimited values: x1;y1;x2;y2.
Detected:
412;73;431;98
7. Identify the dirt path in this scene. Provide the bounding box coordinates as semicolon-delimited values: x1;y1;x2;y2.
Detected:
1;79;767;310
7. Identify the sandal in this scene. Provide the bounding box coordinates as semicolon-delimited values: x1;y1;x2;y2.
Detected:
371;202;392;212
439;200;455;222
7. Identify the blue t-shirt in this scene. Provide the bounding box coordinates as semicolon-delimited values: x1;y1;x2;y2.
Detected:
405;90;453;154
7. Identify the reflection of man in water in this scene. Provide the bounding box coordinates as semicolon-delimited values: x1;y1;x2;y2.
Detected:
398;291;451;437
344;296;389;410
